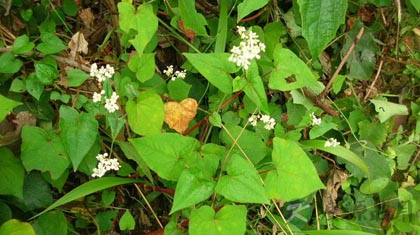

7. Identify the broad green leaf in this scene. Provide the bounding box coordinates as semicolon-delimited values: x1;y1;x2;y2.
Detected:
0;52;23;74
360;177;389;194
358;120;387;146
309;122;338;139
184;53;237;94
62;0;78;16
119;210;135;231
0;94;21;122
265;138;325;201
22;172;53;211
368;0;391;7
237;0;270;22
32;177;141;219
118;2;136;33
96;210;118;231
0;147;25;199
196;143;224;178
13;34;34;54
59;106;98;170
66;69;89;87
242;61;269;113
179;0;208;36
264;22;287;58
297;0;347;58
130;4;158;53
0;219;35;235
106;115;125;141
118;141;154;183
370;99;409;123
9;77;26;93
21;126;70;180
410;0;420;12
168;79;192;101
189;205;247;235
20;9;32;21
301;140;370;177
0;202;12;224
269;45;319;91
304;230;376;235
171;169;216;214
215;155;269;203
26;73;44;100
32;210;67;235
128;53;156;82
130;133;200;181
209;112;222;127
37;33;66;54
35;62;58;85
221;124;269;164
126;90;164;136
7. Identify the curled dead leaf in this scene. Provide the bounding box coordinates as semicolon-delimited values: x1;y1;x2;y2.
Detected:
68;31;88;59
323;168;349;214
78;8;94;30
164;98;198;133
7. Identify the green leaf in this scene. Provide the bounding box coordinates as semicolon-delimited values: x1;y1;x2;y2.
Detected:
21;126;70;179
303;230;376;235
242;61;269;113
9;77;26;93
168;79;192;101
221;124;269;164
0;94;21;122
33;211;67;235
119;210;136;231
35;62;59;85
301;140;370;177
209;112;222;127
410;0;420;12
269;45;319;91
216;155;268;203
171;169;216;214
128;53;156;82
237;0;270;22
22;172;53;211
32;177;141;219
0;219;35;235
106;115;125;141
189;205;247;235
297;0;347;58
360;177;389;194
358;120;387;146
370;99;409;123
0;52;23;74
59;106;98;170
184;53;237;94
37;33;66;54
20;9;32;21
368;0;391;7
129;3;158;53
0;147;25;199
118;2;136;33
129;133;200;181
179;0;208;36
26;73;44;100
62;0;78;16
96;210;118;231
309;122;338;139
126;90;164;136
118;141;154;183
66;69;89;87
265;138;325;201
13;34;35;54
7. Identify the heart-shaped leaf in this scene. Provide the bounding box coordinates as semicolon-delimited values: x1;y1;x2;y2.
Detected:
164;98;198;133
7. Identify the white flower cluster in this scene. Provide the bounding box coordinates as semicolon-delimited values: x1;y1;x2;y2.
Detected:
90;63;119;113
91;152;121;178
248;114;276;130
324;138;340;147
90;63;115;83
310;112;322;126
163;65;187;81
228;26;266;70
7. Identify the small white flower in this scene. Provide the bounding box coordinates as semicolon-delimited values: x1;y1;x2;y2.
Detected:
229;27;266;70
172;70;187;80
263;117;276;130
248;114;259;126
259;114;271;123
90;63;115;83
92;152;120;178
163;65;174;77
104;92;119;113
92;90;105;103
310;112;322;126
324;138;340;147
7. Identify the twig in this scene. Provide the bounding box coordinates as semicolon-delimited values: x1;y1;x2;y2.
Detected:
303;89;339;116
321;27;365;98
240;8;266;22
363;59;383;102
134;183;164;229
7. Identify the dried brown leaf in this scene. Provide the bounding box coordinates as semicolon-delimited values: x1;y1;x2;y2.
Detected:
323;169;349;214
78;8;94;30
68;31;89;59
164;98;198;133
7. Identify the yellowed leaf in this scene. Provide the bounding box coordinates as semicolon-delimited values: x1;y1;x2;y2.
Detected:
164;98;198;133
68;31;88;58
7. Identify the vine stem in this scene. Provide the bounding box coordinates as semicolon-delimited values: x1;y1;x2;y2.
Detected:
320;27;365;98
